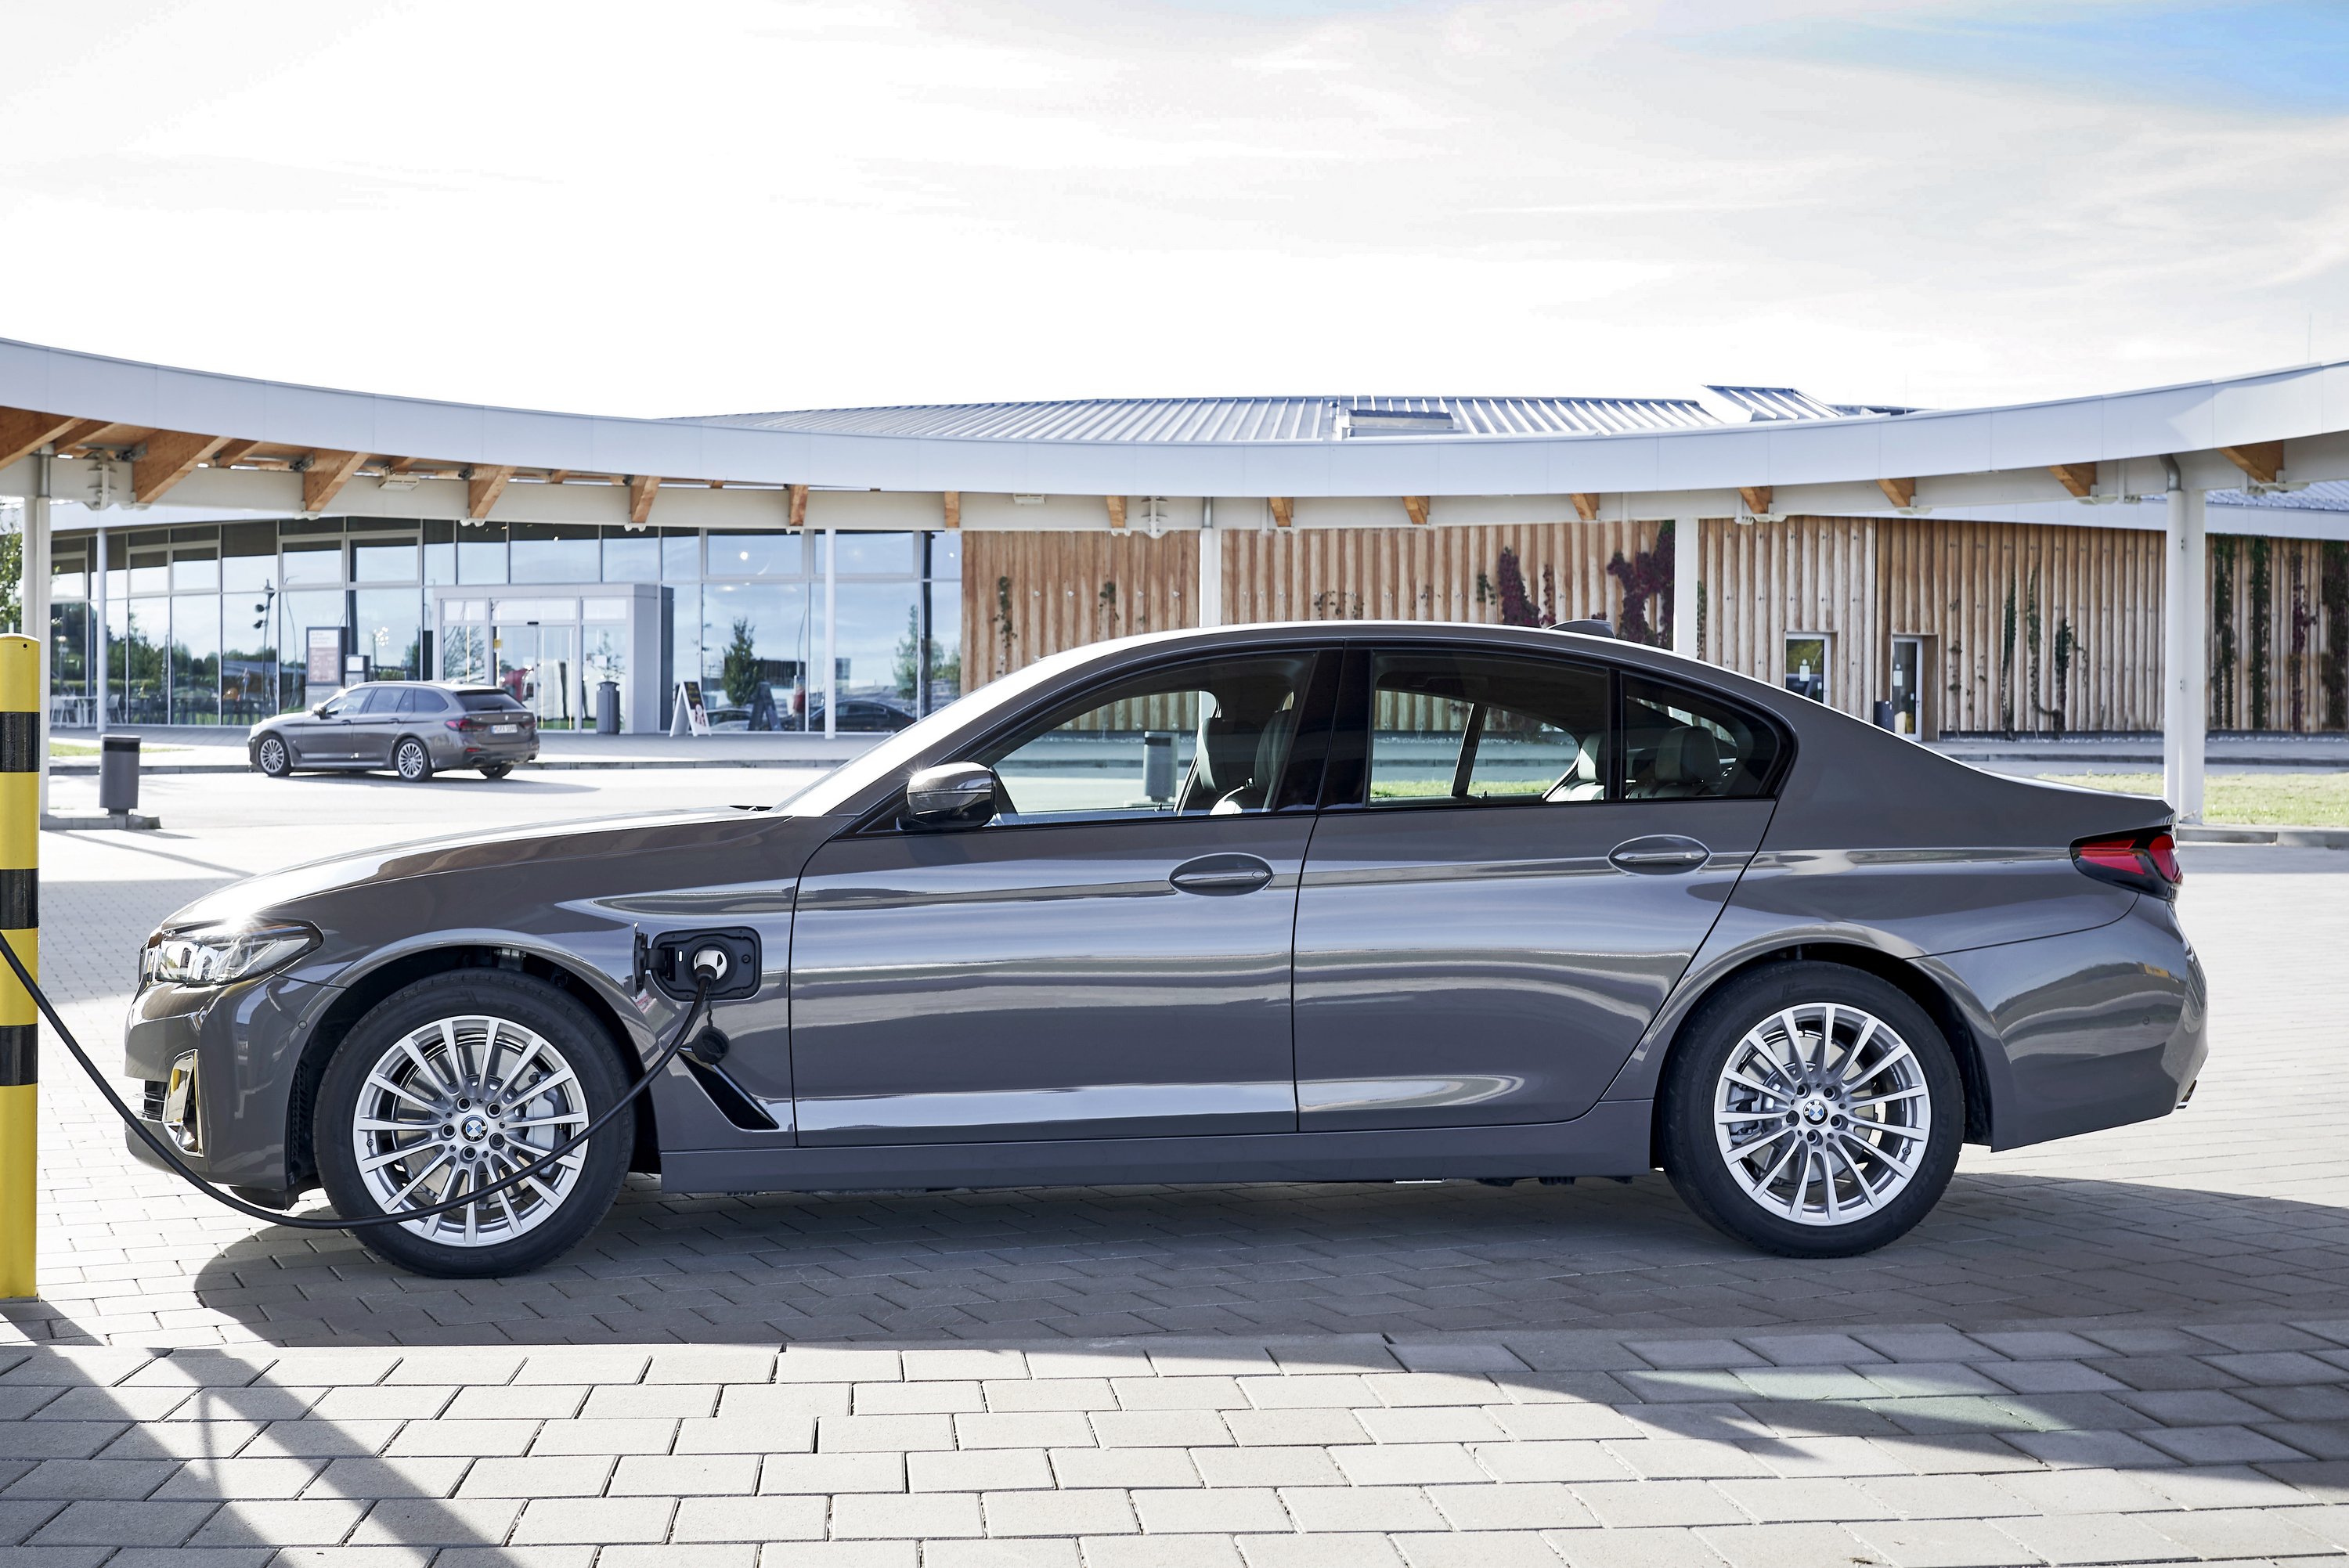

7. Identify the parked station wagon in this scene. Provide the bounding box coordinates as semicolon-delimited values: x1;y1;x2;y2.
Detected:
139;622;2204;1276
249;681;539;781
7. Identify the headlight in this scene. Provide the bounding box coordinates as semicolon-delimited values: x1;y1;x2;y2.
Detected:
140;921;320;989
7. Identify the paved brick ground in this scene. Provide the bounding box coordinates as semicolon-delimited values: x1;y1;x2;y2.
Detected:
6;772;2349;1563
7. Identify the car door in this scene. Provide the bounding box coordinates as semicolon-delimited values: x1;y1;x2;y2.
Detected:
288;690;355;762
788;645;1337;1145
1292;647;1783;1132
340;686;402;766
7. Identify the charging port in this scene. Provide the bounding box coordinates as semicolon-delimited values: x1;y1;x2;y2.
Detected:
647;928;763;1002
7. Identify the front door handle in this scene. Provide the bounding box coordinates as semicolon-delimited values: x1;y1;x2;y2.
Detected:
1609;834;1712;874
1170;853;1276;896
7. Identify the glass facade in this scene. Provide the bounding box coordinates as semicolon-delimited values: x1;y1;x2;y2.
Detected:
46;519;965;731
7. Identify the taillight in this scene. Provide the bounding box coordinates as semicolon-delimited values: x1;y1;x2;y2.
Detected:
2072;831;2183;899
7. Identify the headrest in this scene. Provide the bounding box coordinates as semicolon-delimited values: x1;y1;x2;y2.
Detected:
1654;726;1722;785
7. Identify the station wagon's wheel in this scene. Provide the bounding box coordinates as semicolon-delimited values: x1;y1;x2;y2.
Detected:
1660;962;1962;1257
313;971;633;1277
256;735;292;777
394;737;434;782
479;762;514;780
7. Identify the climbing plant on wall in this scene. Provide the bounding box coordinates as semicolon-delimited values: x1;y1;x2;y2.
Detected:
1494;547;1543;628
1607;521;1674;646
1998;577;2019;734
2210;539;2239;730
2290;551;2313;734
2249;537;2272;731
2324;541;2348;733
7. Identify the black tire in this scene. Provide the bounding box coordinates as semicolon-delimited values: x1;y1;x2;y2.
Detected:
255;734;293;778
393;737;434;782
1659;961;1963;1258
313;970;635;1278
479;762;514;780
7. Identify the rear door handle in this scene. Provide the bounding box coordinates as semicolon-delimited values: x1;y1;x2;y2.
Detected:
1609;835;1712;874
1171;853;1276;895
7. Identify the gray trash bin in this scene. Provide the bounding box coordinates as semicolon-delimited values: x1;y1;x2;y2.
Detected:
99;734;140;814
596;679;622;735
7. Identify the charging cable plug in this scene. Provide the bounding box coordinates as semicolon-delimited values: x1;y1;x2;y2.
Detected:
691;946;730;986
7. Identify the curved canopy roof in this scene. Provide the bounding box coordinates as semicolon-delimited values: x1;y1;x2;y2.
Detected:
3;337;2346;529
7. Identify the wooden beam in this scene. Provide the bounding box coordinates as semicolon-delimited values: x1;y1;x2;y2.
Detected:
544;470;573;485
787;483;808;530
1569;493;1600;523
627;474;661;527
0;409;84;471
1876;476;1917;508
468;464;518;521
942;490;960;529
51;418;112;453
132;429;229;505
2050;463;2097;498
1106;496;1127;530
1269;497;1294;528
1403;496;1431;527
210;438;262;467
2220;442;2284;486
300;449;369;514
1739;485;1773;517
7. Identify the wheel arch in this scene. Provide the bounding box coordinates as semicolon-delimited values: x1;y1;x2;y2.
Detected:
282;943;661;1195
1642;940;1995;1166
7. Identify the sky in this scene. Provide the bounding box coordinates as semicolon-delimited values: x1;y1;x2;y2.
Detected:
0;0;2344;419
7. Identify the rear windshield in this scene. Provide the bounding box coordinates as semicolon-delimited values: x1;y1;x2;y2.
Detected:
458;692;529;713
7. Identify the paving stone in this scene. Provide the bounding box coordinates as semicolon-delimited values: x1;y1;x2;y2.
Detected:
511;1494;675;1545
346;1497;521;1545
1235;1534;1408;1568
832;1490;986;1537
187;1498;368;1546
670;1494;830;1541
27;1498;217;1546
1845;1518;2040;1567
988;1487;1142;1537
1131;1487;1292;1534
1543;1527;1727;1568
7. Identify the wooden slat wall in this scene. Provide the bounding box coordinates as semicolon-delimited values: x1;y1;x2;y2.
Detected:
961;532;1200;687
1705;516;2170;734
965;518;2347;734
1218;520;1665;632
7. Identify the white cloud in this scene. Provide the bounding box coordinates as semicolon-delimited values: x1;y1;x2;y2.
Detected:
0;0;2341;417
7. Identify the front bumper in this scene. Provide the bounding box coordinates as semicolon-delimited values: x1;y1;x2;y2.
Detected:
1922;894;2208;1151
124;971;328;1190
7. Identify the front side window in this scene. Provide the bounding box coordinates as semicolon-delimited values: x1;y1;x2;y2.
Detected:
976;653;1323;824
1367;651;1610;807
1622;676;1781;799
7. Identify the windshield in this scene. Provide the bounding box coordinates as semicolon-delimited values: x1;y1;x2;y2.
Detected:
776;640;1125;816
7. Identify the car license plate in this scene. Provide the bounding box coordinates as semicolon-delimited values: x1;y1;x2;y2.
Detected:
492;724;518;734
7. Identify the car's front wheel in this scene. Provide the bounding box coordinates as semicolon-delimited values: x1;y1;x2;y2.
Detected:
255;734;293;778
312;971;635;1277
393;737;434;782
1659;961;1962;1257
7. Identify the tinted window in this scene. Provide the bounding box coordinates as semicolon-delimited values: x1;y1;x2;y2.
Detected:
392;688;440;714
459;691;529;712
345;687;398;716
1621;676;1781;799
978;653;1322;824
1367;651;1610;807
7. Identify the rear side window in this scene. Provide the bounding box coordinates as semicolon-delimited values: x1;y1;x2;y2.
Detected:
459;691;528;713
392;688;432;714
1367;651;1611;807
1621;676;1781;799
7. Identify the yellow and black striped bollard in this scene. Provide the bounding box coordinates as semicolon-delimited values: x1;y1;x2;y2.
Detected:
0;633;38;1299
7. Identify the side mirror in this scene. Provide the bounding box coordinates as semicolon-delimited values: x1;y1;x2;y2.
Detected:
905;762;998;827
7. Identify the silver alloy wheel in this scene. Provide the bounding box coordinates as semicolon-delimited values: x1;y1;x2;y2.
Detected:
350;1014;590;1245
396;740;429;780
1712;1002;1931;1227
258;737;287;774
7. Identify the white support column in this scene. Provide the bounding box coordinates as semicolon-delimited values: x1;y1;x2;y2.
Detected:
25;459;50;813
2162;482;2206;823
1196;500;1222;629
1672;515;1699;658
822;529;837;739
92;527;108;730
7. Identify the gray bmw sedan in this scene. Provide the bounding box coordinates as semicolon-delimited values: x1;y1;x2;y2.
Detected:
132;623;2204;1277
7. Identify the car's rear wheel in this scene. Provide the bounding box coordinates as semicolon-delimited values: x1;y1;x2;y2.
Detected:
1660;962;1961;1257
479;762;514;780
256;735;292;778
313;971;634;1277
394;737;434;782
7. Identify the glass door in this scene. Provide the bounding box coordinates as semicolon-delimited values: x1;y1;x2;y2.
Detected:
496;622;582;730
1890;637;1924;737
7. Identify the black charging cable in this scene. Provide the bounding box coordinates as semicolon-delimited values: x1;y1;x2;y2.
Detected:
0;933;716;1233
